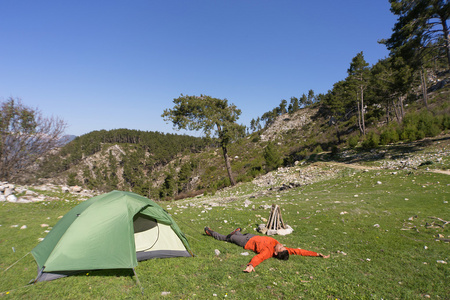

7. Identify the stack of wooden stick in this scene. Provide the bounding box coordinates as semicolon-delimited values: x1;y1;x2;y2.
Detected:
265;204;286;230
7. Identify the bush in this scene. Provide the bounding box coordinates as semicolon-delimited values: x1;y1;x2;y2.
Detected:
67;172;81;186
380;126;399;145
251;135;260;143
348;136;359;149
400;124;417;142
416;111;441;137
264;142;282;171
400;111;442;142
312;145;323;154
362;131;379;149
442;114;450;130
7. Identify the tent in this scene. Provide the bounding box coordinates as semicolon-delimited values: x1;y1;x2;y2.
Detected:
31;190;193;282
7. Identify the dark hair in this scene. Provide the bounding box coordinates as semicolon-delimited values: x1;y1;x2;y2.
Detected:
275;250;289;261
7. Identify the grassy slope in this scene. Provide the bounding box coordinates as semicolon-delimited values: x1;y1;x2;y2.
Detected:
1;158;449;299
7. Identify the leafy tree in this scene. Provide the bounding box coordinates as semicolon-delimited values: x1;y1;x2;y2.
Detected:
382;0;450;68
250;117;262;132
289;97;300;113
263;142;282;171
261;110;278;128
299;93;308;108
307;89;316;105
347;52;370;135
159;172;175;199
278;99;288;114
323;80;354;143
178;160;195;193
371;57;413;123
162;95;244;186
0;97;67;180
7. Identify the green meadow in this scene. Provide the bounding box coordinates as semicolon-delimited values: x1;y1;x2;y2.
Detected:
1;167;448;299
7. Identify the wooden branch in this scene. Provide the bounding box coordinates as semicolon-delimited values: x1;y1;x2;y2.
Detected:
428;217;449;227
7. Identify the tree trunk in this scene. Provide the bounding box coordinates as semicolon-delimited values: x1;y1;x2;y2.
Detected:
216;124;236;186
399;95;404;120
221;144;236;186
360;85;366;135
386;101;390;125
420;68;429;109
392;96;404;123
335;124;341;144
357;100;363;134
440;14;450;69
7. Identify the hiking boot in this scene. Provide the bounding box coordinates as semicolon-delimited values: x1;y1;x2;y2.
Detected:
226;228;241;240
230;228;241;235
204;227;213;236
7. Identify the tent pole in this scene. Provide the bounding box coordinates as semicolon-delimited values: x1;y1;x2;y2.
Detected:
133;268;144;295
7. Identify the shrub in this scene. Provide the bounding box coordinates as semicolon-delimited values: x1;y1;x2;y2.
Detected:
264;142;283;171
400;111;442;142
380;126;399;145
251;135;260;143
442;114;450;130
400;124;417;142
416;111;441;137
312;145;323;154
416;130;426;140
362;131;379;149
67;172;81;186
330;145;340;158
348;135;359;149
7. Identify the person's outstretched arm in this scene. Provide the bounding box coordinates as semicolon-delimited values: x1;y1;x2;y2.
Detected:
287;248;330;258
243;264;255;272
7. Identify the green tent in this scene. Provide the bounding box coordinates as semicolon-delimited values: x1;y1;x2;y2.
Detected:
31;190;193;282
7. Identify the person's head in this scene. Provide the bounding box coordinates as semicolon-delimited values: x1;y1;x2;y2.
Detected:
274;243;289;260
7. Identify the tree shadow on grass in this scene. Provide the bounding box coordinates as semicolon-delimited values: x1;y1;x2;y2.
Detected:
288;135;449;167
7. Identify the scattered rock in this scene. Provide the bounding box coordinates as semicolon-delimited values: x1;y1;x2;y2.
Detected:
214;249;220;256
6;195;18;202
4;188;14;197
70;186;83;193
276;225;294;236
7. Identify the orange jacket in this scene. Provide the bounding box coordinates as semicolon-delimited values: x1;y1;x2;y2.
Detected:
243;235;319;267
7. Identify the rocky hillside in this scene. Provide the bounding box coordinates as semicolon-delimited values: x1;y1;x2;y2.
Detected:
260;108;318;142
4;130;448;205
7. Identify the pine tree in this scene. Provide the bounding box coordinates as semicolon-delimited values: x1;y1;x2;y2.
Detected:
347;52;370;135
263;142;282;172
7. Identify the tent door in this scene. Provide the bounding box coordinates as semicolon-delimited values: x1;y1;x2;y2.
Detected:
133;214;159;252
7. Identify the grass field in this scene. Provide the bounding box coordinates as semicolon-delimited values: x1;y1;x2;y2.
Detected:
1;166;449;299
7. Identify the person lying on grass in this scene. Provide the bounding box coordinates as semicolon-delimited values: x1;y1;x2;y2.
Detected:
204;227;330;272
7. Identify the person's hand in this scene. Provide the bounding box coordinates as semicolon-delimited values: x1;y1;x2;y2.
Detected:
244;265;255;272
318;253;330;258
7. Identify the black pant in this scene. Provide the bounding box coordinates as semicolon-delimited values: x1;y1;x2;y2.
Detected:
209;230;256;248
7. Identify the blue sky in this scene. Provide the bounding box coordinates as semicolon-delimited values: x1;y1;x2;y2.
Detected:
0;1;397;136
